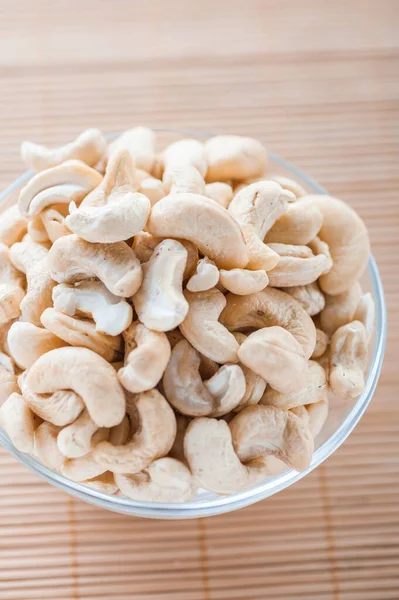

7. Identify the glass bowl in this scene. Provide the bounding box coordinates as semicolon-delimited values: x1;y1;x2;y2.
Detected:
0;130;387;519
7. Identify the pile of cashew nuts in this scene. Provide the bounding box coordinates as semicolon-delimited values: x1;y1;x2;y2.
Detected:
0;127;374;501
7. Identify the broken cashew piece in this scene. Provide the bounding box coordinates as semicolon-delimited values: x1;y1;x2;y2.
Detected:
57;410;108;459
284;282;325;317
320;283;362;337
265;201;322;245
118;322;171;393
0;205;27;246
261;360;326;410
329;320;368;400
0;244;25;325
48;234;142;297
162;138;207;178
219;268;268;295
7;321;66;369
204;135;267;182
0;392;37;453
267;242;332;287
205;182;233;208
108;127;156;172
162;165;206;195
186;257;219;292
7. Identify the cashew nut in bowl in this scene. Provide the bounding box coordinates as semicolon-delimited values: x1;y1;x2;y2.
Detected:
261;360;326;410
238;326;308;395
57;410;108;458
162;138;207;178
229;404;314;471
186;258;219;292
41;308;122;362
118;322;171;393
25;347;125;427
353;292;375;342
115;457;196;502
93;389;176;474
319;282;362;337
18;160;102;218
9;235;49;273
205;182;233;208
21;128;107;171
220;287;316;359
62;450;108;482
204;135;267;182
83;472;119;495
184;418;265;494
265;201;322;245
169;414;191;464
0;364;18;406
52;281;133;336
48;234;142;297
162;165;206;195
306;400;329;438
329;320;368;401
297;194;370;295
108;126;156;172
312;329;329;359
34;422;65;471
147;193;248;269
180;288;240;363
219;268;268;295
0;244;25;325
232;332;267;412
268;175;306;199
0;392;37;453
0;205;27;246
66;150;151;243
40;205;71;242
284;282;325;317
267;242;332;288
163;339;245;417
132;233;198;281
7;321;66;369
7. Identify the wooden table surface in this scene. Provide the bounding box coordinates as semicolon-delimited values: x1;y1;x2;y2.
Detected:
0;1;398;599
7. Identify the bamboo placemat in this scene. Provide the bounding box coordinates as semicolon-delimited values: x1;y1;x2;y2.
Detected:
0;1;398;599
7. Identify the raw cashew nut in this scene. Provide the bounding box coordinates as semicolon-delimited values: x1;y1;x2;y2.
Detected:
329;321;368;400
25;347;126;427
34;422;65;471
238;326;308;394
0;392;37;452
312;329;329;359
0;205;27;246
21;261;56;326
166;330;218;379
169;414;191;463
284;282;325;316
40;205;70;242
267;242;332;287
261;360;326;410
354;292;375;342
93;389;176;474
163;339;245;417
66;150;151;243
162;138;207;178
0;244;25;324
298;194;370;295
232;332;267;412
115;458;195;502
108;127;156;172
118;322;171;393
137;176;165;206
133;239;188;331
48;234;142;297
184;418;265;494
320;283;363;337
221;287;316;359
230;404;314;471
147;193;248;269
62;450;108;482
219;268;268;295
18;160;102;218
52;281;133;336
180;288;240;363
204;135;267;182
265;202;322;245
21;128;107;171
186;258;219;292
7;321;66;369
9;235;49;273
268;175;306;199
57;410;108;458
27;215;49;243
0;364;18;406
162;165;206;195
132;233;198;281
205;182;233;208
304;400;329;438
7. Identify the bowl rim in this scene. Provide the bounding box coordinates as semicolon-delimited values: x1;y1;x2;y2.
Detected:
0;134;387;519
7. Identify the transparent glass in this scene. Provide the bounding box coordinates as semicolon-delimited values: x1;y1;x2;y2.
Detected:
0;130;387;519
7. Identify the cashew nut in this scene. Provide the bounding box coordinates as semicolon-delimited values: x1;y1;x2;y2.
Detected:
219;268;268;295
0;392;37;452
132;233;198;280
0;205;27;246
137;176;165;206
261;360;326;410
52;281;133;336
180;288;240;363
118;322;171;393
62;450;108;482
232;332;267;412
57;409;108;459
21;128;107;171
204;135;267;182
25;347;125;427
312;329;329;359
27;215;49;243
353;292;375;342
319;282;362;337
18;160;102;218
267;242;332;287
66;150;151;243
0;364;18;406
268;175;306;199
329;320;368;400
298;194;370;295
205;182;233;208
93;389;176;474
7;321;66;369
166;330;218;379
284;282;325;316
186;257;219;292
9;235;49;273
163;165;206;195
306;400;329;438
265;201;322;245
40;205;70;242
162;138;207;178
169;413;191;463
147;193;248;269
108;127;156;172
0;244;25;325
48;234;142;297
220;287;316;359
34;421;65;471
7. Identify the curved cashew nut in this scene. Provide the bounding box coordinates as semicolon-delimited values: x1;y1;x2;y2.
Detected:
265;201;322;245
0;392;37;452
52;281;133;336
66;150;151;243
132;232;198;281
204;135;267;182
284;282;325;317
220;287;316;359
184;418;265;494
0;244;25;325
21;128;107;171
186;257;219;292
162;165;206;195
312;329;329;359
267;242;332;287
219;268;268;295
230;404;314;471
40;205;70;242
34;421;65;471
163;339;245;417
147;193;248;269
353;292;375;342
0;205;27;246
7;321;66;369
18;160;102;218
231;332;266;412
62;449;108;482
83;472;119;494
320;283;362;337
25;347;126;427
48;234;142;297
329;320;368;400
166;330;219;379
205;182;233;208
93;389;176;474
108;127;156;172
57;410;108;458
115;457;195;502
268;175;306;199
261;360;326;410
162;138;207;178
0;365;18;406
238;326;308;394
298;194;370;295
133;239;189;331
180;288;240;363
118;322;171;393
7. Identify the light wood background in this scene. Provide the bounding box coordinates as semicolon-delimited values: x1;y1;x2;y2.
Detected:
0;1;398;599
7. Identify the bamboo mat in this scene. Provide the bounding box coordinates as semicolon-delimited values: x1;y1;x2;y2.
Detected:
0;1;398;598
